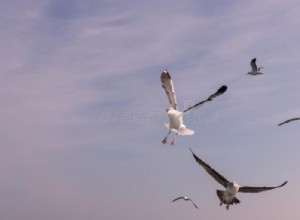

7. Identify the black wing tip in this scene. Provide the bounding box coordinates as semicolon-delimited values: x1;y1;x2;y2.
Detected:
281;181;288;187
189;147;195;155
219;85;228;93
252;58;257;61
189;148;201;162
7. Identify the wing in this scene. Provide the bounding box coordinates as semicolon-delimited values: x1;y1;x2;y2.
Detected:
188;199;199;209
183;85;227;114
172;197;185;202
189;148;230;188
161;70;178;110
278;117;300;126
250;58;257;71
239;181;287;193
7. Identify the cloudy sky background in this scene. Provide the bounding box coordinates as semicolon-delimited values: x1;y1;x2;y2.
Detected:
1;0;300;219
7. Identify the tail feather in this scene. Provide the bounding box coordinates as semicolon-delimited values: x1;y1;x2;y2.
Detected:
232;197;240;205
216;190;225;204
177;127;194;135
216;190;240;205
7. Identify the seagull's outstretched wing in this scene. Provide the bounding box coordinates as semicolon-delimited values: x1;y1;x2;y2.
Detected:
189;148;230;188
161;70;178;110
250;58;257;71
239;181;287;193
172;197;185;202
278;117;300;126
183;85;227;114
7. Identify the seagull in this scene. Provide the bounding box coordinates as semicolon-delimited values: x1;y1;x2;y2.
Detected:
172;196;199;209
278;117;300;126
161;70;227;146
189;148;287;210
247;58;264;75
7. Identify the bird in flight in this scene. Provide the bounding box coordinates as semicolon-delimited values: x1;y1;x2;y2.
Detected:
247;58;264;75
189;148;287;210
278;117;300;126
172;196;199;209
161;70;227;145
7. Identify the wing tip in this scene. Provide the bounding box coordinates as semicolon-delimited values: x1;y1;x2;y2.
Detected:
189;147;199;161
219;85;228;93
189;147;194;155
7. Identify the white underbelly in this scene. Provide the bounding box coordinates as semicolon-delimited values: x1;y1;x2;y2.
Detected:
169;115;182;129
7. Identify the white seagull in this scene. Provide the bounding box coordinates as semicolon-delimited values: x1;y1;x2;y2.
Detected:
189;148;287;210
161;70;227;145
247;58;264;75
278;117;300;126
172;196;199;209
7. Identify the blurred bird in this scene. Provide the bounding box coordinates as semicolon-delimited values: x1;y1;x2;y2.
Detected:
247;58;264;75
172;196;198;209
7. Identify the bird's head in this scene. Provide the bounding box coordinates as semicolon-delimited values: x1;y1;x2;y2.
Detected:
166;108;175;115
233;182;240;189
227;182;240;191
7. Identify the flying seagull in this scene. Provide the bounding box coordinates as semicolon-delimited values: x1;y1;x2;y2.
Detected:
189;148;287;210
278;117;300;126
172;196;199;209
161;70;227;145
247;58;264;75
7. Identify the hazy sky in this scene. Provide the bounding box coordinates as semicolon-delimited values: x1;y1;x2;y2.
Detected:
1;0;300;219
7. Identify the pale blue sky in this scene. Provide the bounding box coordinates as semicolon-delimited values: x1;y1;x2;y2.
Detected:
1;0;300;219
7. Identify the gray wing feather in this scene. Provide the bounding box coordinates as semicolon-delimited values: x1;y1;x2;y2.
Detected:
189;148;230;188
161;70;178;110
239;181;287;193
172;197;185;202
189;199;199;209
278;117;300;126
251;58;258;71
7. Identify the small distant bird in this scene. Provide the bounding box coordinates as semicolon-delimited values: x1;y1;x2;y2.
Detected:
247;58;264;75
161;70;227;146
278;117;300;126
189;148;287;210
172;196;199;209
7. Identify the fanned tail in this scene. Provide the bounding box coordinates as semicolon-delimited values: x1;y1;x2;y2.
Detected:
216;190;225;204
216;190;240;210
177;127;195;135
